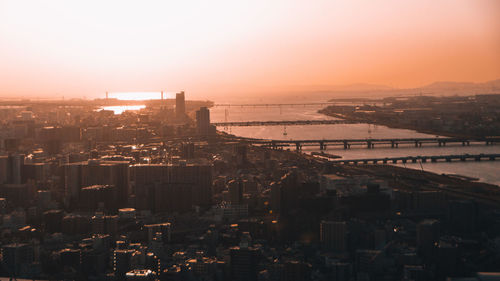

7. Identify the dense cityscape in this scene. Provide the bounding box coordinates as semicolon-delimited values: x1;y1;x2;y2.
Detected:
0;92;499;280
1;1;500;280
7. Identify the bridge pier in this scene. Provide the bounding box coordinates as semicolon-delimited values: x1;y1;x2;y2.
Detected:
414;141;421;147
422;158;427;162
392;159;397;164
490;156;496;161
295;142;302;152
431;158;437;162
343;141;350;149
475;156;481;161
367;140;373;149
446;157;451;162
383;159;388;164
391;141;399;148
319;141;326;150
412;158;417;163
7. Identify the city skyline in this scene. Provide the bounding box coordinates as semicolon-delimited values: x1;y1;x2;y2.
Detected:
0;0;499;99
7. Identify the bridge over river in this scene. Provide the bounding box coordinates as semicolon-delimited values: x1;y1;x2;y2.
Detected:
329;153;500;165
213;102;337;107
212;120;358;127
245;137;500;150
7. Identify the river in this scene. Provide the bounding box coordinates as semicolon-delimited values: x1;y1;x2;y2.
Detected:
211;104;500;186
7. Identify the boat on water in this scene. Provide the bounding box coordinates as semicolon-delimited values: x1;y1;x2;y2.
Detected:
443;173;479;182
311;151;342;159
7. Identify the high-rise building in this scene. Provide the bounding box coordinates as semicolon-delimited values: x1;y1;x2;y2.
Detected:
448;200;477;234
154;183;193;213
180;142;195;159
43;209;64;233
175;91;185;119
59;248;82;269
281;260;312;281
330;262;352;281
114;249;135;278
63;160;130;209
63;162;83;206
80;184;117;212
230;246;260;281
416;219;440;260
0;156;8;184
8;153;23;184
196;107;212;136
228;180;243;205
133;162;213;210
1;243;34;277
320;221;348;252
144;222;171;244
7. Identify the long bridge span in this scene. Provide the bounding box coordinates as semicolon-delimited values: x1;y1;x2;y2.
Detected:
212;119;359;127
213;102;337;107
245;137;500;150
330;153;500;165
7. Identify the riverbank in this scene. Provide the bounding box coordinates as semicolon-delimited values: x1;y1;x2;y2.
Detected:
220;131;500;193
318;109;463;138
319;94;500;138
212;104;500;187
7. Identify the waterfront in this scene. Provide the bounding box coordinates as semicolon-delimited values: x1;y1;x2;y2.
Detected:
212;104;500;186
100;105;146;114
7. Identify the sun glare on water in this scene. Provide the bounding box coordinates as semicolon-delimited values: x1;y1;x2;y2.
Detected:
100;105;146;115
108;92;174;101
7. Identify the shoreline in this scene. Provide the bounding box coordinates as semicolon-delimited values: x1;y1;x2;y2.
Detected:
217;131;500;189
317;110;463;138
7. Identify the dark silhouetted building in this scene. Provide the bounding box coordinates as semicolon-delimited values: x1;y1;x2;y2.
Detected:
1;243;34;277
448;200;477;234
416;219;440;261
228;179;243;205
320;221;348;252
230;246;259;281
133;162;212;210
196;107;213;136
176;91;185;119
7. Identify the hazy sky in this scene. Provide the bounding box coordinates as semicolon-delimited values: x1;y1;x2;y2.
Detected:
0;0;499;99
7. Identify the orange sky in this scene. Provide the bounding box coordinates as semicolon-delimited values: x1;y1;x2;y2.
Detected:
0;0;499;100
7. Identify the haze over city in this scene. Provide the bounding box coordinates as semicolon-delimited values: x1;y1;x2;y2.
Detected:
1;1;500;280
1;0;499;100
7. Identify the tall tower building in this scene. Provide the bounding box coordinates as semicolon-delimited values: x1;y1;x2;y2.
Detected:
176;91;185;119
196;107;211;136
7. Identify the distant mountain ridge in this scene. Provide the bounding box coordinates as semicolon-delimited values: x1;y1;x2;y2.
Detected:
318;79;500;100
420;79;500;92
324;83;394;92
303;79;500;95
